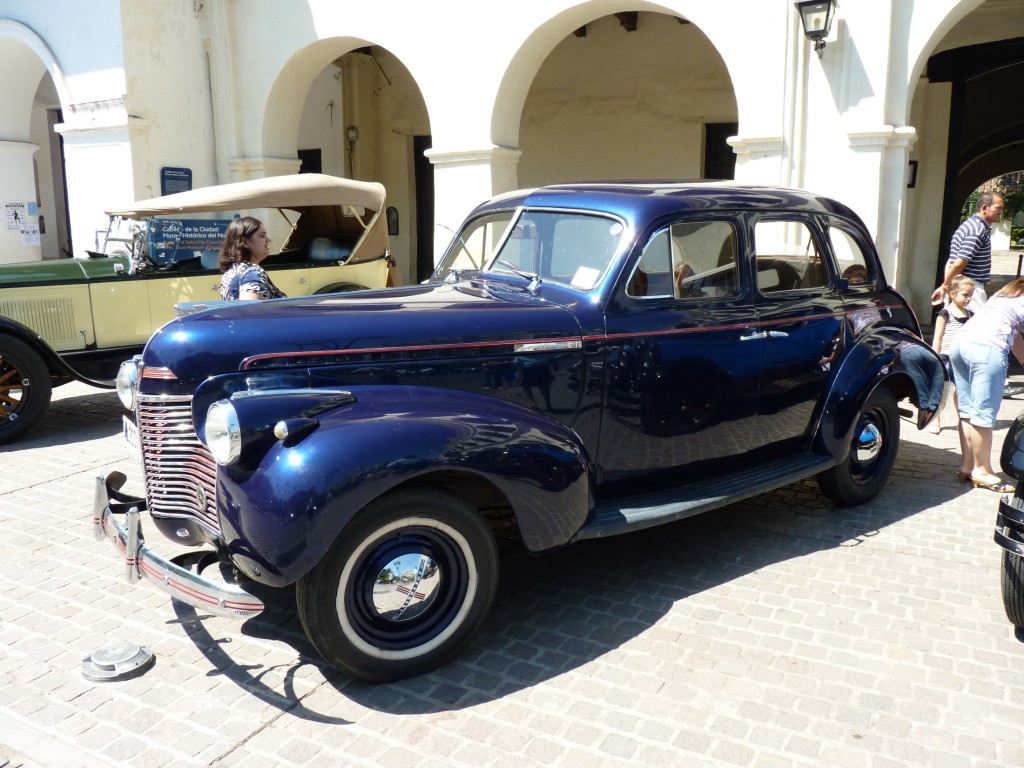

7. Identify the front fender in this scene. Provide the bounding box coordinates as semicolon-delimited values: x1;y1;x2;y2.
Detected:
1000;412;1024;480
0;316;91;384
213;385;590;587
815;330;945;460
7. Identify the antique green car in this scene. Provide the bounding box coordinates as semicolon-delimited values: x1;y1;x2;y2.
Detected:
0;174;394;444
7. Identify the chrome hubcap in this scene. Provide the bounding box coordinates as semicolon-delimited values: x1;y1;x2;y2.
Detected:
855;421;882;463
371;553;440;622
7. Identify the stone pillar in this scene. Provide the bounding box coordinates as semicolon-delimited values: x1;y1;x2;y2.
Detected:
424;146;522;265
227;157;302;181
847;126;917;286
0;140;41;264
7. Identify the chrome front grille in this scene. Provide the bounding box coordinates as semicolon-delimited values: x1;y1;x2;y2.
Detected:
136;395;220;536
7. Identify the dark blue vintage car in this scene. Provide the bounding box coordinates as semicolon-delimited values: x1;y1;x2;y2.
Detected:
94;182;945;681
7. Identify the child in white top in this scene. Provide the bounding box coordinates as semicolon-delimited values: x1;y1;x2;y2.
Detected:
930;274;975;434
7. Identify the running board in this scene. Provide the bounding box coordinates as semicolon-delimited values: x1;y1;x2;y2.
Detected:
575;453;835;542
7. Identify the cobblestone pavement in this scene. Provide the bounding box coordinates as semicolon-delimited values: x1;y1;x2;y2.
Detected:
3;374;1024;768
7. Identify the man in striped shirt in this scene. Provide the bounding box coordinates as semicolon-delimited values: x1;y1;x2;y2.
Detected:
931;192;1005;307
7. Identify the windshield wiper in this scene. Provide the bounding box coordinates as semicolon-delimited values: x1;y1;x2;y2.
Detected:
496;260;542;293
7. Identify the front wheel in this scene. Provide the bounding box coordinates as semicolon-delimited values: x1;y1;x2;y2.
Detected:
1001;547;1024;629
1000;498;1024;629
296;486;499;682
817;387;899;505
0;336;52;445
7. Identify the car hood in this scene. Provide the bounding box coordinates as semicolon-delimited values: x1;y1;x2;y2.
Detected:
0;253;129;285
141;279;585;388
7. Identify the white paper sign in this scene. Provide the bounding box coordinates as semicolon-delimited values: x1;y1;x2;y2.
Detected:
6;202;26;230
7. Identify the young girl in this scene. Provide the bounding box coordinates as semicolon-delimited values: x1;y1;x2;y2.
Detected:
930;274;975;435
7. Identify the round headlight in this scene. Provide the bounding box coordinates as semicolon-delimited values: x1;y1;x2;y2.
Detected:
115;360;138;410
205;400;241;465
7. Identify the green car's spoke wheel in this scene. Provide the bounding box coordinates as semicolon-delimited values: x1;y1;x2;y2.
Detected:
296;486;499;682
0;337;51;445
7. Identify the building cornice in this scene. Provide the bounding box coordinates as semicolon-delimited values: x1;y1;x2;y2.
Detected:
424;146;523;168
847;126;917;150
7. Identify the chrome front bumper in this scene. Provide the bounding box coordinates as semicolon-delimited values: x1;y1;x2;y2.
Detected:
91;473;264;618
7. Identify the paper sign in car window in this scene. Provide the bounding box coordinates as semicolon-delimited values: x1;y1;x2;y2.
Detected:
572;266;601;289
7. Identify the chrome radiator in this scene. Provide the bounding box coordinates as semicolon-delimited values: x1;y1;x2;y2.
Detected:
136;395;220;536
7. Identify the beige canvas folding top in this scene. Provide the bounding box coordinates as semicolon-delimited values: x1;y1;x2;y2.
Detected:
104;173;390;262
105;173;385;218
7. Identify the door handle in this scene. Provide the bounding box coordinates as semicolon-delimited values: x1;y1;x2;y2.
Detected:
768;330;789;338
740;331;767;341
298;277;308;285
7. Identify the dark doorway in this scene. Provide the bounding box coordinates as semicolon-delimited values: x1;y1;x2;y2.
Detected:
51;108;72;257
928;37;1024;284
297;149;323;174
704;122;738;180
414;135;435;282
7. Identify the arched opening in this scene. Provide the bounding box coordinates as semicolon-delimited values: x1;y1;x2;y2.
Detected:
265;42;431;285
0;24;70;263
904;2;1024;313
516;12;737;187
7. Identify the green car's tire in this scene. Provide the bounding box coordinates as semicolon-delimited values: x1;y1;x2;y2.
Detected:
0;336;52;445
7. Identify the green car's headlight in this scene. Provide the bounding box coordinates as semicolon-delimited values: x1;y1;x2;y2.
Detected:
205;400;241;465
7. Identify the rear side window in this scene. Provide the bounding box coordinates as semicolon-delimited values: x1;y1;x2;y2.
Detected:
753;219;828;293
828;225;874;286
628;220;739;299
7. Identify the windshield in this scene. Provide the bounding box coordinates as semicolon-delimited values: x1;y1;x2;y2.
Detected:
435;208;626;291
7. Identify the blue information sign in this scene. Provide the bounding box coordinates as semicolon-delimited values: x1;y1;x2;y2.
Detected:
148;218;232;266
160;167;192;196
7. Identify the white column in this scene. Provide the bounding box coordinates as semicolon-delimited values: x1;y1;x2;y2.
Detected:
847;126;917;286
0;140;41;264
227;157;302;181
425;146;522;264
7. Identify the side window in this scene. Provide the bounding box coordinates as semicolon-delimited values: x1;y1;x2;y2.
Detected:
828;225;873;286
628;228;672;298
671;221;738;299
753;219;828;293
626;220;739;299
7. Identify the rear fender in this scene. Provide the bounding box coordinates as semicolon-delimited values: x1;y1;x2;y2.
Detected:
199;383;591;587
814;330;944;460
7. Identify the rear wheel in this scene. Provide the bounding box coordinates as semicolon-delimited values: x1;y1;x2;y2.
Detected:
0;336;52;445
817;387;899;505
296;486;499;681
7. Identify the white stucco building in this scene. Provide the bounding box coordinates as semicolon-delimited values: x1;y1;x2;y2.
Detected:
1;0;1022;318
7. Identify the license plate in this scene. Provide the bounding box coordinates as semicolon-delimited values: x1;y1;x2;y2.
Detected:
123;415;142;461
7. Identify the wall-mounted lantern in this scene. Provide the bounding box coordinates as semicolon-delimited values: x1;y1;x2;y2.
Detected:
795;0;839;57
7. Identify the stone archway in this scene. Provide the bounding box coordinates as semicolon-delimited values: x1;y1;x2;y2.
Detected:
489;4;744;192
262;40;431;285
896;1;1024;314
0;21;72;263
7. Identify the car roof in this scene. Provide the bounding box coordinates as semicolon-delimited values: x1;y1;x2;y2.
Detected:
473;181;861;225
104;173;386;218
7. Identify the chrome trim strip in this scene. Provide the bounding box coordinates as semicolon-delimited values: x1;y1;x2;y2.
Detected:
513;340;583;353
